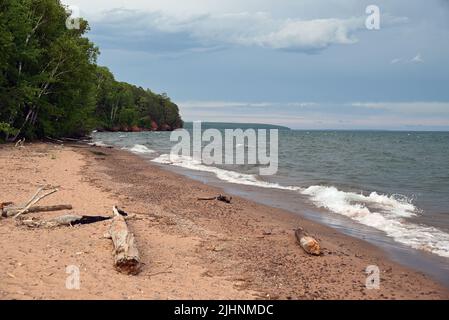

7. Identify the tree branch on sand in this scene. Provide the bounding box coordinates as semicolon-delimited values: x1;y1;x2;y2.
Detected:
198;194;232;204
17;215;112;228
2;204;72;218
13;187;59;219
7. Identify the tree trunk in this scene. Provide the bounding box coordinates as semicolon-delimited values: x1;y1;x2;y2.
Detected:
109;206;141;275
11;108;33;141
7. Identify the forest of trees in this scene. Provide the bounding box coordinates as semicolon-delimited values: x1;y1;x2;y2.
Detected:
0;0;183;142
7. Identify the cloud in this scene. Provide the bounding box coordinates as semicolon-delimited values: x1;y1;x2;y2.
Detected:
88;9;406;53
390;53;424;65
249;18;360;51
179;101;318;108
411;53;423;63
390;58;402;64
181;100;449;116
351;102;449;114
178;100;449;130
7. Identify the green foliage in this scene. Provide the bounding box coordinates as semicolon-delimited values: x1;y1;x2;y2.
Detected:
0;122;17;141
117;107;139;128
0;0;183;142
94;67;183;131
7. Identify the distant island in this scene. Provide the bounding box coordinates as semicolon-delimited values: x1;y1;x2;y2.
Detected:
183;122;291;131
0;0;183;143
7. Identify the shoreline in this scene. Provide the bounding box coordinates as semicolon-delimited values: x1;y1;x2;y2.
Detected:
154;160;449;288
1;142;448;299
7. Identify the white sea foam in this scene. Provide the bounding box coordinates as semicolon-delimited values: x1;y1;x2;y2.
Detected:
125;144;156;154
152;154;301;191
150;152;449;258
301;186;449;258
88;141;110;147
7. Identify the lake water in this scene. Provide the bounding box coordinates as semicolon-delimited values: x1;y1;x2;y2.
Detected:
92;123;449;285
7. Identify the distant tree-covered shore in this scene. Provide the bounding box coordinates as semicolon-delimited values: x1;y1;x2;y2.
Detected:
0;0;183;142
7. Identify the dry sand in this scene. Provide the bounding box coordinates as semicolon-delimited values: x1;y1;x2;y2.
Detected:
0;143;447;300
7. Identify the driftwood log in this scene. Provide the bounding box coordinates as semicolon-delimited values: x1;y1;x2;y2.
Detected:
109;206;141;275
198;194;232;204
15;138;25;148
2;204;72;218
18;215;112;228
45;136;92;144
295;228;321;256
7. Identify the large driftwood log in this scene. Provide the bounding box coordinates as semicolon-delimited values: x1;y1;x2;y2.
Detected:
18;215;112;228
295;228;321;256
3;204;72;218
109;206;141;275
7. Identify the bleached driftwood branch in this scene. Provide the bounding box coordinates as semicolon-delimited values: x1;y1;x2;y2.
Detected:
14;187;59;219
18;215;112;228
15;138;25;148
3;204;72;218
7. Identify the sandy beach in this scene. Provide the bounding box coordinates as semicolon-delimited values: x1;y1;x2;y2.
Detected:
0;142;447;300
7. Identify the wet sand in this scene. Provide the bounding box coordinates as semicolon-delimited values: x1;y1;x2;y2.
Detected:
0;142;447;300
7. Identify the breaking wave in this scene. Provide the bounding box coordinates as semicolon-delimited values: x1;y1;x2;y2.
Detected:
124;144;156;155
301;186;449;258
152;154;301;191
152;154;449;258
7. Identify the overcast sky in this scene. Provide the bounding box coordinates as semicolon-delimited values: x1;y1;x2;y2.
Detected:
63;0;449;130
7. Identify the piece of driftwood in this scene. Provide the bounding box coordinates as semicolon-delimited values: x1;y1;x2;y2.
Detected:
0;202;14;212
0;202;14;218
61;136;92;142
45;136;64;144
18;215;112;228
15;138;25;148
198;196;217;201
45;136;92;144
3;204;72;218
109;206;141;275
198;194;232;204
295;228;321;256
13;187;59;219
217;194;232;204
114;207;128;217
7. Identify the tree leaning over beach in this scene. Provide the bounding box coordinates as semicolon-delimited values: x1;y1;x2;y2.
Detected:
0;0;99;140
0;0;183;142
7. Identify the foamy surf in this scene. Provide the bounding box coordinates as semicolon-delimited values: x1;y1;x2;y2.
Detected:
301;186;449;258
153;154;449;258
152;154;301;191
124;144;156;155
